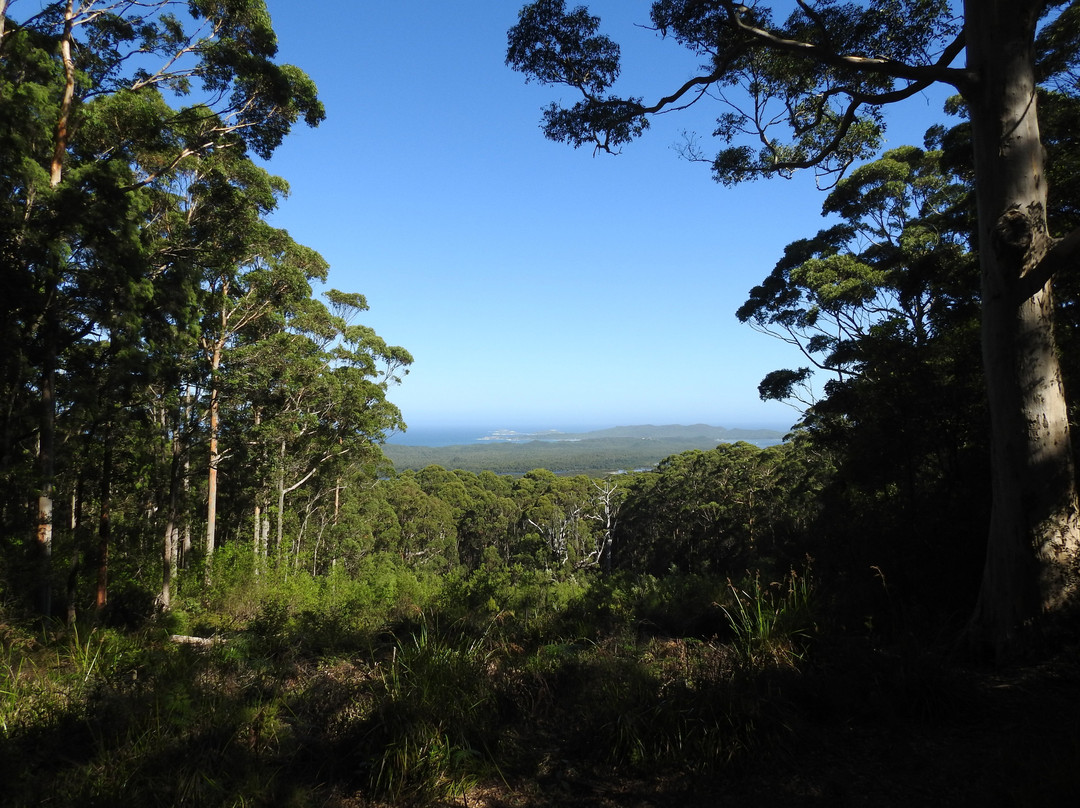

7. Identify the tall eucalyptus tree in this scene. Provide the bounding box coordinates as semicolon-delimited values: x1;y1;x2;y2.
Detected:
1;0;322;612
508;0;1080;653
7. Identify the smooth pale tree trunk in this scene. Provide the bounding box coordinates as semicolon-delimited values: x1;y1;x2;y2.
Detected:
30;1;76;617
159;444;182;610
95;436;113;612
67;479;84;626
51;1;75;186
253;408;264;567
254;501;263;557
205;340;223;581
275;439;323;563
964;1;1080;654
34;331;56;617
277;441;287;557
203;288;267;578
182;390;193;569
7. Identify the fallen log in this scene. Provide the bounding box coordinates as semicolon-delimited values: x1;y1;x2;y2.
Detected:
169;634;222;647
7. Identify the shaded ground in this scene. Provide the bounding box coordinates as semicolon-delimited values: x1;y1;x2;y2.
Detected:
450;643;1080;808
5;617;1079;807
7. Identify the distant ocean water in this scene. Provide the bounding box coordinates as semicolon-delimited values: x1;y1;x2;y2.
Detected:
385;425;605;447
384;424;787;448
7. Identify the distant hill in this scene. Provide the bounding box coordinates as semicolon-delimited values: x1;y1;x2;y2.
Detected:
382;424;786;476
558;424;785;441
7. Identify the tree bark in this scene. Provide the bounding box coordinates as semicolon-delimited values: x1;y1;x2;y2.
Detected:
67;478;84;627
51;1;76;186
964;0;1080;654
160;439;182;610
205;341;222;581
31;0;78;618
34;315;57;617
277;440;287;556
96;435;113;613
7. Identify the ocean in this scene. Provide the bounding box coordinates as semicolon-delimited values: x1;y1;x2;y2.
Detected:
384;424;607;447
384;424;787;448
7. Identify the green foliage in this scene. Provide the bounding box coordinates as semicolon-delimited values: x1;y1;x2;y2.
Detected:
180;545;439;653
508;1;960;183
361;618;501;803
548;639;765;773
721;567;816;668
614;442;827;579
382;435;767;476
736;141;989;635
506;0;648;152
4;560;1078;807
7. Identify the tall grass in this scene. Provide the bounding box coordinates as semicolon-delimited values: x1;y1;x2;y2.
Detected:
2;564;821;806
0;622;134;741
362;616;504;803
722;566;815;668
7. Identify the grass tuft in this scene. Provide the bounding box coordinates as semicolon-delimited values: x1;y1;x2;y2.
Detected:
722;566;816;668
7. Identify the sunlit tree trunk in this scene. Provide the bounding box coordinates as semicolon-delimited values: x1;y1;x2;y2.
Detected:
205;339;223;580
277;440;287;557
67;478;84;626
50;1;75;186
182;390;193;568
964;1;1080;654
160;441;182;610
31;2;76;616
28;0;78;618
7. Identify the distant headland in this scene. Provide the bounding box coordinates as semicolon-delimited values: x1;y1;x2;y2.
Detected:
382;424;787;476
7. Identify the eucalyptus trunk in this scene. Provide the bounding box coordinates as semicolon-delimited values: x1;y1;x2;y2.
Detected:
31;0;78;617
95;434;113;612
34;316;56;617
160;443;182;610
205;341;223;580
964;1;1080;653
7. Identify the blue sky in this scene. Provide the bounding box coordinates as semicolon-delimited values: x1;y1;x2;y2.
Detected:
259;1;953;433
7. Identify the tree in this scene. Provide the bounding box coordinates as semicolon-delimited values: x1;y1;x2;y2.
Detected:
508;0;1080;654
737;141;991;631
614;443;801;576
2;0;323;613
380;474;458;570
738;145;977;401
240;288;411;565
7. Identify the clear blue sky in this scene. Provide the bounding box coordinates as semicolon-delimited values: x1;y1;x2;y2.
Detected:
259;1;951;433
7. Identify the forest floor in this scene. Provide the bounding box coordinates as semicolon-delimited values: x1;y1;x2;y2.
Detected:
6;608;1079;807
446;640;1080;808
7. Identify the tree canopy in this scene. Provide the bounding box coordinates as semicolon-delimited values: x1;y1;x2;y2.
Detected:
0;0;410;617
508;0;1080;654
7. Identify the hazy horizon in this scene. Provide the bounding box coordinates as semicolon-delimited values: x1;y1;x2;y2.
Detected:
260;1;948;433
386;420;793;447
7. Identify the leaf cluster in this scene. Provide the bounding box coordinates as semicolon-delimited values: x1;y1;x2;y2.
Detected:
508;0;963;183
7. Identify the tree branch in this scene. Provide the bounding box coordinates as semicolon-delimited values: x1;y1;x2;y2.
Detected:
1020;225;1080;300
724;1;971;89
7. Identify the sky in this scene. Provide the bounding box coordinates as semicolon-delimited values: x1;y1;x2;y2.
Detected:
257;1;953;434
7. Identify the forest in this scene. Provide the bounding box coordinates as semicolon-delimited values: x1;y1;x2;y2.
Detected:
2;2;1080;806
380;430;783;476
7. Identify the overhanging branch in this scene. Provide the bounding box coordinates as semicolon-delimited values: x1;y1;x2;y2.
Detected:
723;0;971;90
1020;225;1080;300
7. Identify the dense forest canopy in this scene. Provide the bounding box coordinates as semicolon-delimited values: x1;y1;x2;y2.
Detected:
0;0;411;616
